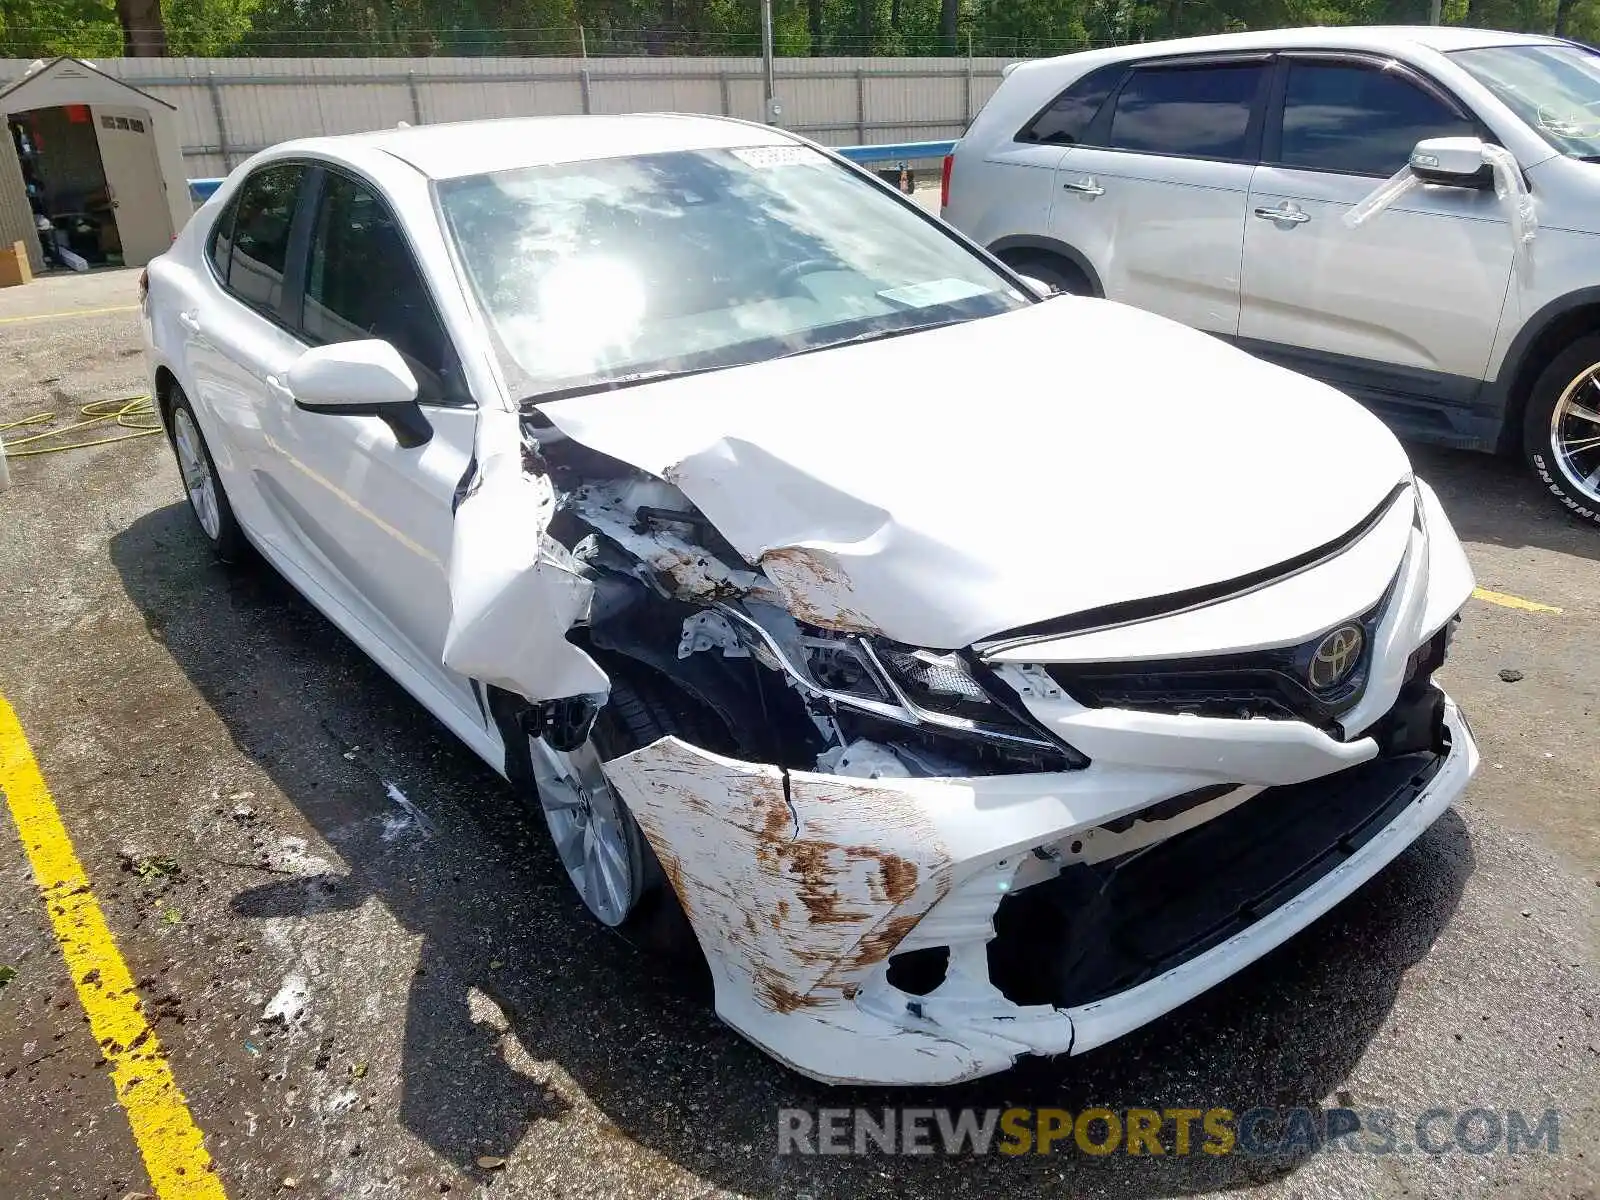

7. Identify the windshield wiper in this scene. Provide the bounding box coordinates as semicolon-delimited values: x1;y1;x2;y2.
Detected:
778;315;979;360
519;362;739;407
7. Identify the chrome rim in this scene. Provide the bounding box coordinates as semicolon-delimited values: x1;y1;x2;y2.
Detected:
1550;365;1600;506
172;408;221;540
528;737;639;927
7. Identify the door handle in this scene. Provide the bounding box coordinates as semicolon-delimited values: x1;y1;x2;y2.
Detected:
1253;202;1311;225
177;309;202;334
1063;177;1105;197
265;375;295;402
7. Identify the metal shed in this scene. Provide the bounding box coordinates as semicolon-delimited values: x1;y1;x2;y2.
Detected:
0;57;193;273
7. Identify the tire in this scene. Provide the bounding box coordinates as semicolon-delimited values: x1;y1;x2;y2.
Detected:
528;664;731;954
167;389;248;561
1001;251;1093;297
1522;333;1600;528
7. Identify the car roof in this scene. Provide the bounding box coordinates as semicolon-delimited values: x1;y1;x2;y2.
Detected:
276;113;796;181
1034;24;1565;64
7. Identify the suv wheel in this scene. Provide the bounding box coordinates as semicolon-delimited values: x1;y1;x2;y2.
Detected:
1524;334;1600;527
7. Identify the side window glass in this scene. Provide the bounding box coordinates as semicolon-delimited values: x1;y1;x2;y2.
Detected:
1018;65;1123;145
206;194;239;280
227;165;304;312
1279;63;1477;177
303;172;452;398
1109;63;1267;160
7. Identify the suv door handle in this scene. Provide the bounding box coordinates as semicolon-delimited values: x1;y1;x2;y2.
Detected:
1253;202;1311;225
1063;176;1105;196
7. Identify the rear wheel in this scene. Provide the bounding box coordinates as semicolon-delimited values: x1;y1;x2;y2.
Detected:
1523;334;1600;527
168;389;247;561
526;666;730;943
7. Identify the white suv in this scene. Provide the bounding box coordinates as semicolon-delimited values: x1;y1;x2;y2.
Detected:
943;26;1600;527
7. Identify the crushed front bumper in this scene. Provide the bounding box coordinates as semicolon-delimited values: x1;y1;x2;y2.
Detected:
602;697;1477;1086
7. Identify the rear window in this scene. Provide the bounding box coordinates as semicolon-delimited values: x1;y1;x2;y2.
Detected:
1109;62;1267;160
1017;64;1125;145
226;164;305;312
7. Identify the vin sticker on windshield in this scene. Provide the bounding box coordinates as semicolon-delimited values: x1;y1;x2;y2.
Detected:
730;145;826;169
878;278;993;308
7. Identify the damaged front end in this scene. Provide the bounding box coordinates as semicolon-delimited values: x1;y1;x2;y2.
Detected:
440;404;1478;1087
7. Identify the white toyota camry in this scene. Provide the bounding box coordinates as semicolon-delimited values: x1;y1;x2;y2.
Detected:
142;113;1480;1086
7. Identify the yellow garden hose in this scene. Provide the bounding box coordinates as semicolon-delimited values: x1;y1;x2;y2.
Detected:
0;395;161;458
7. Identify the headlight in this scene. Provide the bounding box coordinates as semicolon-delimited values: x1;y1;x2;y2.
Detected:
713;603;1086;768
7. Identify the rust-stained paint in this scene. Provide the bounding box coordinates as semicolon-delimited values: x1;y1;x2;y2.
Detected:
758;547;882;635
604;738;952;1020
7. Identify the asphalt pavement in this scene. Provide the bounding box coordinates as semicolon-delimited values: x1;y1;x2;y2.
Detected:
0;268;1595;1200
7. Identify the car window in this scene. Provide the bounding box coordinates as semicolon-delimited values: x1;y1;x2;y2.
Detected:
1278;62;1476;176
1108;63;1266;160
302;172;453;398
227;165;304;312
1017;64;1124;144
206;194;239;280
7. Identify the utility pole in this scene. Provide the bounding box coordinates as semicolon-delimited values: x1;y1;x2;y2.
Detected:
1429;0;1441;22
762;0;779;123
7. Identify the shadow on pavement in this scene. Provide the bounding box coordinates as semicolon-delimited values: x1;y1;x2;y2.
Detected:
1407;442;1600;562
111;501;1473;1198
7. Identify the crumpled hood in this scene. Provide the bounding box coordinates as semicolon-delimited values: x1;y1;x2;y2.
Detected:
538;298;1411;649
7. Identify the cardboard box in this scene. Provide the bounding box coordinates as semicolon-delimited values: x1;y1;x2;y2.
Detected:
0;240;32;287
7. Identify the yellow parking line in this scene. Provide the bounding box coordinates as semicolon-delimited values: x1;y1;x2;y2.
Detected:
0;696;226;1200
0;304;140;325
1471;586;1563;615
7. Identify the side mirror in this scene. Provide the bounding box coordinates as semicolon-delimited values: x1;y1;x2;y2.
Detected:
288;340;432;449
1410;136;1494;188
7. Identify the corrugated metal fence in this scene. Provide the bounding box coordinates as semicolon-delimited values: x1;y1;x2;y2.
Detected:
0;55;1022;179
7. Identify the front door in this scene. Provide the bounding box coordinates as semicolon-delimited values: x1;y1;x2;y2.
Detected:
1049;58;1270;336
1238;57;1515;426
255;166;479;715
91;104;171;266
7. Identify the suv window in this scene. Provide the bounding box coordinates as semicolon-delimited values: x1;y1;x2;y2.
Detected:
1018;64;1124;144
1109;62;1266;160
227;165;304;312
1278;62;1477;177
302;171;453;398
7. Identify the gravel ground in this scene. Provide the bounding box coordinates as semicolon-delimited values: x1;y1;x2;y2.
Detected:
0;268;1596;1200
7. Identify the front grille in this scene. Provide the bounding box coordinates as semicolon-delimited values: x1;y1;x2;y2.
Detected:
1046;590;1393;733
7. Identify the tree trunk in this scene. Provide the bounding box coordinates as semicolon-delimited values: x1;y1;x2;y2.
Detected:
1554;0;1577;35
1166;0;1181;37
809;0;823;53
940;0;958;55
116;0;168;56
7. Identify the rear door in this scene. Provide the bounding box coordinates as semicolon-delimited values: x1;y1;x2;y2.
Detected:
1049;56;1270;335
180;161;312;547
1238;55;1513;426
961;63;1125;248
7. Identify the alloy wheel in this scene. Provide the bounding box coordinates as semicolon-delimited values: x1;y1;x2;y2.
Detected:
1550;365;1600;507
172;407;222;540
527;736;642;927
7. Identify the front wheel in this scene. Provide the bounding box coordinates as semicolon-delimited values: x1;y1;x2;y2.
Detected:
1524;334;1600;528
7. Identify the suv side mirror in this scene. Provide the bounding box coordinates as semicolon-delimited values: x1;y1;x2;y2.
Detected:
1410;136;1494;188
288;340;432;448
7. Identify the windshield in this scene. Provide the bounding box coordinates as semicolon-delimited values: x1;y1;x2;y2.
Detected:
435;145;1028;399
1451;43;1600;158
